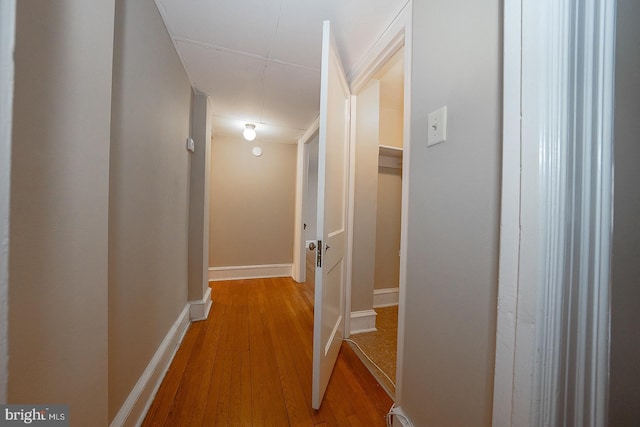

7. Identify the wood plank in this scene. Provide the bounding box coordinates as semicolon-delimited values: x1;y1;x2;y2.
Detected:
341;342;394;418
141;278;393;427
140;320;205;426
248;302;290;425
187;294;227;426
203;283;237;425
266;280;316;426
325;346;390;426
239;350;253;425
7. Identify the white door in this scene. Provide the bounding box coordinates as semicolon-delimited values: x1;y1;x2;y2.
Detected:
311;20;351;410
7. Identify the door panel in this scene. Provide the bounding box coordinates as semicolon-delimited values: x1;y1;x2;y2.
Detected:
312;20;351;410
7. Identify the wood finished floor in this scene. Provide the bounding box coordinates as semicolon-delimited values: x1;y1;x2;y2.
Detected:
142;277;392;426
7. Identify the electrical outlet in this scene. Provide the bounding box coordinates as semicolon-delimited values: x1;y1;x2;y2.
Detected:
427;106;447;147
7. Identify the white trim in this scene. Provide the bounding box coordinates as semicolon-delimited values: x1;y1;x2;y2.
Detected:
349;310;378;335
395;1;412;404
0;0;15;404
110;305;190;427
531;2;615;425
494;1;616;425
299;117;320;145
348;1;409;93
492;0;522;424
344;95;357;339
208;264;293;281
373;287;399;308
188;286;212;321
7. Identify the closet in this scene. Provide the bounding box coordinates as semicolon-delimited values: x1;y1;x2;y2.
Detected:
348;48;403;397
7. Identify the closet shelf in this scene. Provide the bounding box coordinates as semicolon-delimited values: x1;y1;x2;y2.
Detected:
379;145;403;158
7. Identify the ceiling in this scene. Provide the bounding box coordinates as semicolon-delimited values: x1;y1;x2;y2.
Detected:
155;0;408;144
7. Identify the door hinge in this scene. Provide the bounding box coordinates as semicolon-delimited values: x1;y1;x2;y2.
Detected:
316;240;322;267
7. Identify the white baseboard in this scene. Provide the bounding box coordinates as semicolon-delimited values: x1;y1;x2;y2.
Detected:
189;286;212;321
110;304;190;427
350;309;377;335
374;287;399;308
208;264;293;281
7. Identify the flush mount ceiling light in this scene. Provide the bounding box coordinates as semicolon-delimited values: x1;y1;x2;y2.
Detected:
243;123;256;141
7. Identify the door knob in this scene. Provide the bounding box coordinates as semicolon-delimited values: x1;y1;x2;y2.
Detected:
308;242;316;251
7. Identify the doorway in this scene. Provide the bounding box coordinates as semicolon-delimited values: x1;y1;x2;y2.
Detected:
346;47;404;398
302;134;319;304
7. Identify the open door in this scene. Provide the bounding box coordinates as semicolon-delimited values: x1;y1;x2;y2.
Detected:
311;20;351;410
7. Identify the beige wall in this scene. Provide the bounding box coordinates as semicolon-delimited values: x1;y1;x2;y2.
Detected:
304;135;319;242
188;92;212;302
399;0;501;425
379;106;403;149
209;136;297;267
374;76;403;291
374;167;402;290
610;0;640;423
0;0;15;403
350;81;380;312
109;0;191;420
9;0;115;424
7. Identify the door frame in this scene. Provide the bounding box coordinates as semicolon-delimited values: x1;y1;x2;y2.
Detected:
493;0;616;425
0;0;16;404
344;1;412;401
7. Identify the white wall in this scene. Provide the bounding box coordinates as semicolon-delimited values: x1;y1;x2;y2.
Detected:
399;0;501;425
9;1;115;423
610;0;640;423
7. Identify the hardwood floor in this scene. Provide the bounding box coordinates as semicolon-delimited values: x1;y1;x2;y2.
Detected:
142;277;392;426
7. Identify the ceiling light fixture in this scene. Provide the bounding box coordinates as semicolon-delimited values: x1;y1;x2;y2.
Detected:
243;123;256;141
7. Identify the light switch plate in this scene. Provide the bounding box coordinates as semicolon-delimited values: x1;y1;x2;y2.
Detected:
427;106;447;147
186;137;195;152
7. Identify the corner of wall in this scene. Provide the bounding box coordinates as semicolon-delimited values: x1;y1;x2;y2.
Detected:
189;286;212;321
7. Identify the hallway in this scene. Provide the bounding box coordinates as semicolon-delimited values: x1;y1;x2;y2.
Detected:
142;278;392;426
2;1;509;425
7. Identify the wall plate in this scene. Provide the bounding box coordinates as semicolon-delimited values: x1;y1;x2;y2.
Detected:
427;106;447;146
